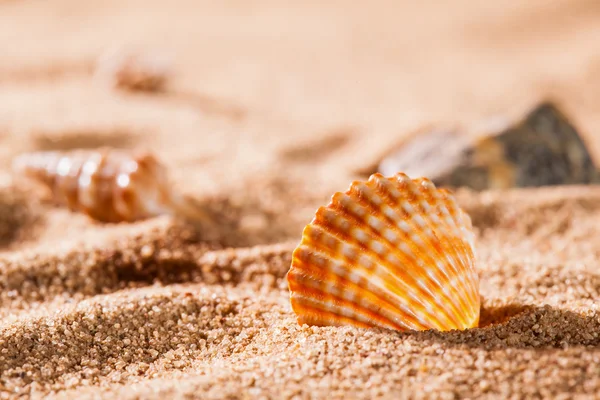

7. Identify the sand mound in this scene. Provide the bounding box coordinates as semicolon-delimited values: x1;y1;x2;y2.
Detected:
2;183;600;399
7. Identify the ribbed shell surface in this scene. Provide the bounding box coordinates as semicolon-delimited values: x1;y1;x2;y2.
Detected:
12;149;176;223
287;172;480;332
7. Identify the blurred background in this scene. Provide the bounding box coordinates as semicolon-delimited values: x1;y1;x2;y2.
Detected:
1;0;599;196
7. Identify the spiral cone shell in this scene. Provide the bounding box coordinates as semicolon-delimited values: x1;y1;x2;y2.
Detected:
11;148;197;223
287;172;480;332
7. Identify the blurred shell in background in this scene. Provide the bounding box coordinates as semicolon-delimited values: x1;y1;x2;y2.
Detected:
287;172;480;332
376;102;598;190
11;148;211;225
94;46;172;92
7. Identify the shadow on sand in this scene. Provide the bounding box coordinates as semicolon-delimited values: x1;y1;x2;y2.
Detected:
400;302;600;350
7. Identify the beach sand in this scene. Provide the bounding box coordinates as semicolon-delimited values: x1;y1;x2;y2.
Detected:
1;0;600;398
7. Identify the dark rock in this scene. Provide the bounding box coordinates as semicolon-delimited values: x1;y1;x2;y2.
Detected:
376;102;599;190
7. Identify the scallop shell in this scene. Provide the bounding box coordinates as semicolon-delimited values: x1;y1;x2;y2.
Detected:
287;172;480;332
11;148;210;224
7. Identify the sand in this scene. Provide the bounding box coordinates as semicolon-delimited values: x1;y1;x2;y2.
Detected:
1;0;600;398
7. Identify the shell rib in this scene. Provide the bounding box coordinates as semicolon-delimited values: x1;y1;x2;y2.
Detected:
11;148;211;224
287;172;480;332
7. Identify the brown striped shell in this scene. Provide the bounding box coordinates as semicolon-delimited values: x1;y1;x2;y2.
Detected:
11;148;207;224
287;172;480;332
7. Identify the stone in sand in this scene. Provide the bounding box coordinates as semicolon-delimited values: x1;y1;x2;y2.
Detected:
377;102;598;190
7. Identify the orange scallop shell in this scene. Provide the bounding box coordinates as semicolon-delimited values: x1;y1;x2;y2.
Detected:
287;172;480;332
11;148;207;224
